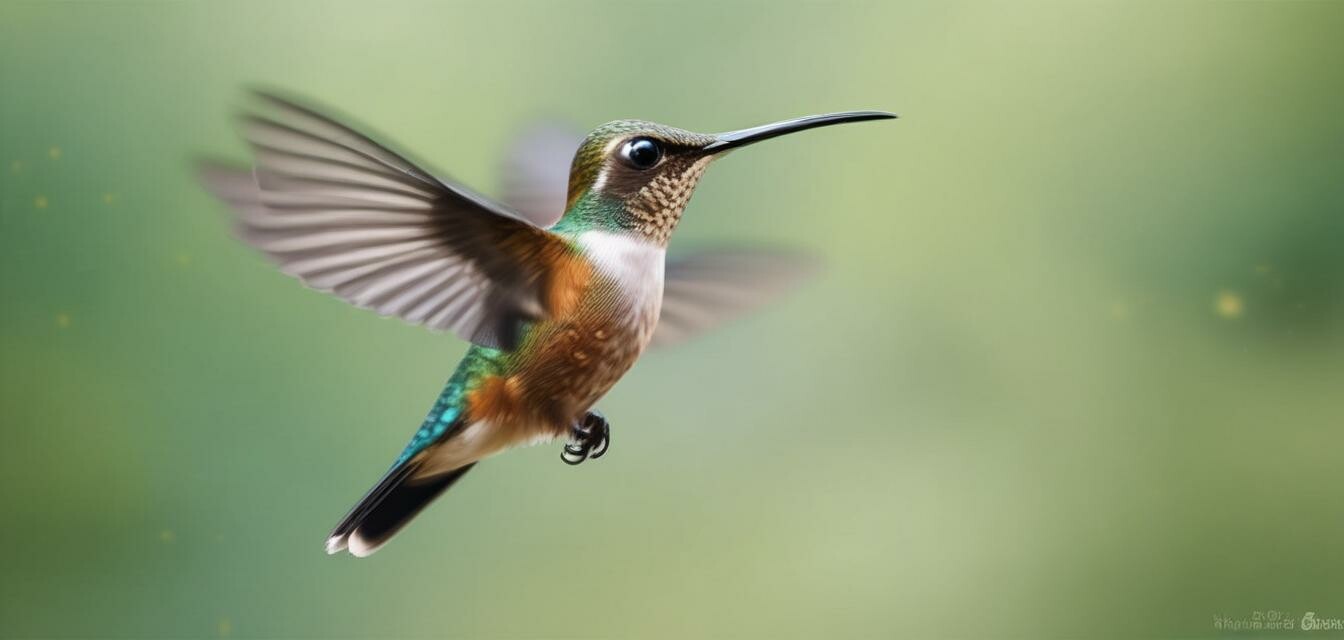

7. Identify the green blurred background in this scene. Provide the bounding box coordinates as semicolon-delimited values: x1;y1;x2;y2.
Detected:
3;1;1342;638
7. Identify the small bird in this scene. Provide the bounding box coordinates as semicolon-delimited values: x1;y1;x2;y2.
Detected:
201;92;894;557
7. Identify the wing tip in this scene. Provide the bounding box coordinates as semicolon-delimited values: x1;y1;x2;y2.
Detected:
194;156;249;183
195;158;260;208
245;84;302;109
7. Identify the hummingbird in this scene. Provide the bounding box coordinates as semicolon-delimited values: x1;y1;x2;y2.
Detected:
200;91;895;557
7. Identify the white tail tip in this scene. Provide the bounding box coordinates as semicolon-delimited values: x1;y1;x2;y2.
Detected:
324;535;348;555
346;531;382;558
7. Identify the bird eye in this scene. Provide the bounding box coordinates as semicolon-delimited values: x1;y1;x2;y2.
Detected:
619;137;662;170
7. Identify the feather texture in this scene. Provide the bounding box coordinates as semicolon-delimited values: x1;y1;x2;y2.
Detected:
199;91;578;350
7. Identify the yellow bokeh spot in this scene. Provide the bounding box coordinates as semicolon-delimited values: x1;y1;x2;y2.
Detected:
1215;291;1244;319
176;253;192;266
55;313;72;329
102;193;118;205
48;146;62;160
1109;300;1131;321
218;617;233;637
34;195;49;209
159;529;176;543
1254;263;1272;275
10;160;22;173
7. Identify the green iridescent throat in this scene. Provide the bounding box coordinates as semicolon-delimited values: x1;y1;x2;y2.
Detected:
549;189;628;235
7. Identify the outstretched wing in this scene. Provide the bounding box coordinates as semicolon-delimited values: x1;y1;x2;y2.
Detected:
651;249;818;348
199;91;576;350
497;121;585;228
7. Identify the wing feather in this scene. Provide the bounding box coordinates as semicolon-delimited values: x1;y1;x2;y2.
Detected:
200;91;575;349
497;122;585;228
650;249;818;348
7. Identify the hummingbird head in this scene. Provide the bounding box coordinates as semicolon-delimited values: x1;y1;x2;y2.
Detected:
560;111;896;245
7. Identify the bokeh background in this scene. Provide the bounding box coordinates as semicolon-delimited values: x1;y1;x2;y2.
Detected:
3;1;1342;638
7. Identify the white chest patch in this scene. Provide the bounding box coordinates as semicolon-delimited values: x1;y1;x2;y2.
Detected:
578;231;665;303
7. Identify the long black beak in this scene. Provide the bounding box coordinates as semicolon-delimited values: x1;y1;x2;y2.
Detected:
703;110;897;154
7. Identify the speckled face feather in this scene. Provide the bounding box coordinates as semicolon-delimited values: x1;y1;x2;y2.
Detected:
558;120;718;246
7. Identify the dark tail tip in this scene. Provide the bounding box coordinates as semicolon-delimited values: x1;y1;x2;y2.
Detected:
326;462;476;557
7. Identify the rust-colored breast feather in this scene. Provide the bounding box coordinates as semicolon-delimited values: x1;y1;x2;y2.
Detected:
542;250;594;318
462;252;658;437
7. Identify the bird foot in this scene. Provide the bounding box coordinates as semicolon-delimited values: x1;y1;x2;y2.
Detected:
561;410;609;465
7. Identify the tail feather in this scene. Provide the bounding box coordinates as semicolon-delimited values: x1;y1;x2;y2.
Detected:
326;461;476;557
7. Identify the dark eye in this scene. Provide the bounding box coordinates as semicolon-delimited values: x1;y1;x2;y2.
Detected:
619;137;662;170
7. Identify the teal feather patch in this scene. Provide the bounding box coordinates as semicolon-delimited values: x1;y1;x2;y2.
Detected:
393;346;506;466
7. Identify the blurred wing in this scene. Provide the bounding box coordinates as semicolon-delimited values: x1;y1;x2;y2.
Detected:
650;249;819;348
498;122;584;228
199;91;574;350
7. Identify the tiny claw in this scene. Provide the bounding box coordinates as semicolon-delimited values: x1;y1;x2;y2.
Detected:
561;447;586;465
588;433;609;459
560;410;611;466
